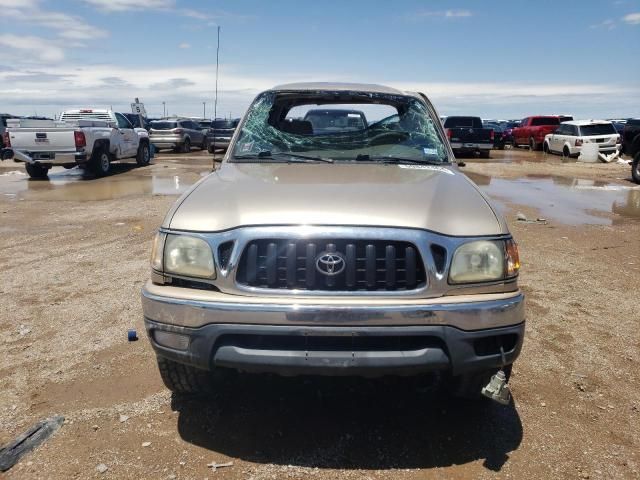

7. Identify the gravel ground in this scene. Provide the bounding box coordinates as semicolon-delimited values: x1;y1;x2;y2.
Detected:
0;149;638;479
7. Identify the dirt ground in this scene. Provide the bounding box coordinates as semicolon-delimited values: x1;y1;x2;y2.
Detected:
0;148;638;480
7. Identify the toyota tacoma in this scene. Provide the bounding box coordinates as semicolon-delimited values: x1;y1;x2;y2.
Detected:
142;83;525;402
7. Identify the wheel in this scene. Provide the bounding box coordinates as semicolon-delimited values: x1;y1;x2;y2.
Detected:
136;142;150;166
207;144;215;154
529;137;538;151
632;153;640;184
156;356;235;395
543;141;550;154
449;365;513;400
201;137;209;150
25;163;49;179
88;147;111;176
479;150;490;159
563;146;571;159
512;138;518;149
182;138;191;153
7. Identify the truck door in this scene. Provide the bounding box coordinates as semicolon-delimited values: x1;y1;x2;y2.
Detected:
115;113;137;157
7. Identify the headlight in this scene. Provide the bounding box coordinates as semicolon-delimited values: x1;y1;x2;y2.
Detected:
163;234;215;279
449;240;516;284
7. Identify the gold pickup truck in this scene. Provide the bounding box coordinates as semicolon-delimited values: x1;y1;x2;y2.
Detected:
142;83;525;403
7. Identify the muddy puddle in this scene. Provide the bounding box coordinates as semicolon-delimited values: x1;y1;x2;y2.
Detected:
470;173;640;225
0;165;210;201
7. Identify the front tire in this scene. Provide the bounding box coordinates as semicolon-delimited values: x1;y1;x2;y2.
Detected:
632;153;640;184
88;147;111;176
136;142;150;166
157;357;212;394
25;163;49;179
479;150;490;159
529;137;538;151
182;138;191;153
543;141;550;154
563;146;571;159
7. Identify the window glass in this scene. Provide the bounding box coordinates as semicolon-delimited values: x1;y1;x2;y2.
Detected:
579;124;616;136
115;113;132;129
231;91;449;163
531;117;560;126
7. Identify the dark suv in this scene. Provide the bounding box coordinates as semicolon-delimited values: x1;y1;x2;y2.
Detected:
207;118;240;153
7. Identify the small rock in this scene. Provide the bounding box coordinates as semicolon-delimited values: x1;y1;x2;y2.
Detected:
540;402;546;407
142;441;152;447
119;414;129;423
168;475;176;480
92;425;99;431
516;212;527;221
96;463;108;474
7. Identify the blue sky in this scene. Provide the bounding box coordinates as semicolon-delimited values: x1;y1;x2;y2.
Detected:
0;0;638;119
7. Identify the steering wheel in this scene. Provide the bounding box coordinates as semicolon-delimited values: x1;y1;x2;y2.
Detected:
368;131;409;146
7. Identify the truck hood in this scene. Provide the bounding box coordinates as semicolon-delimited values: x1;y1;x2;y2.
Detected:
165;162;506;236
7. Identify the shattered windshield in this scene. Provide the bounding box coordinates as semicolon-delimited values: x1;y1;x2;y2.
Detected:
231;91;449;163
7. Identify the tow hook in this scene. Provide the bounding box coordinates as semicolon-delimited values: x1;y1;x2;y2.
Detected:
481;346;511;405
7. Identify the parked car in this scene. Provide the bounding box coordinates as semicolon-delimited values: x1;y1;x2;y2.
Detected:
149;118;208;153
206;118;240;153
483;122;507;150
621;118;640;157
142;82;525;404
499;121;520;145
542;120;621;158
512;116;561;150
303;109;368;133
443;116;494;158
1;109;150;178
1;113;18;137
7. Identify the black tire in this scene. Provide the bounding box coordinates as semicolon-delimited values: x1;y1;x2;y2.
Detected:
157;356;213;395
529;137;538;151
562;146;570;158
449;365;513;400
543;141;550;154
201;137;209;151
136;142;150;166
182;138;191;153
88;146;111;176
479;150;490;159
512;138;518;149
632;153;640;184
25;163;49;179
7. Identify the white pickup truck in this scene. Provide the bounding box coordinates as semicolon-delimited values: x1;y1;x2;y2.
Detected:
0;109;150;178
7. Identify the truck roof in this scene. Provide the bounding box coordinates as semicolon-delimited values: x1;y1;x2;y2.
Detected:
271;82;405;96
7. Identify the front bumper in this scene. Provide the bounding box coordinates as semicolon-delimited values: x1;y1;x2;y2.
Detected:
142;285;525;376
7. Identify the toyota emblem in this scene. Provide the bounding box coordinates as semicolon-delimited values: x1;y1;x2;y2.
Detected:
315;252;346;276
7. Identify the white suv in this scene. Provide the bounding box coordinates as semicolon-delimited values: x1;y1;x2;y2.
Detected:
543;120;621;158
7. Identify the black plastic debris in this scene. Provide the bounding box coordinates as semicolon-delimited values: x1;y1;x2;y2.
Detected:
0;415;64;471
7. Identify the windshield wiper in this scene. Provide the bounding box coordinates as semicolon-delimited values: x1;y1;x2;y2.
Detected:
233;151;334;163
354;154;446;165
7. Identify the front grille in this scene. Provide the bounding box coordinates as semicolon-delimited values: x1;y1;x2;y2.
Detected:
236;239;426;291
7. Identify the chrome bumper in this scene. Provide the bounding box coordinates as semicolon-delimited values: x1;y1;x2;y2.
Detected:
450;142;492;150
10;149;87;165
141;283;525;331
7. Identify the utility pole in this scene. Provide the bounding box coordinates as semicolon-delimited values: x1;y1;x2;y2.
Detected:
162;101;166;117
212;25;221;167
203;101;206;118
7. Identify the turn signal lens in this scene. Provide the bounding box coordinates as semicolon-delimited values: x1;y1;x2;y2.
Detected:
506;239;520;277
150;232;166;272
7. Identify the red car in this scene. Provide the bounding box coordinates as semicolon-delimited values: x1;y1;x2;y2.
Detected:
512;116;561;151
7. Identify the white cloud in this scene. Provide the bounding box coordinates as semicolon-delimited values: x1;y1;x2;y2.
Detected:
0;0;108;41
622;12;640;24
412;9;473;20
590;19;616;30
0;34;64;62
1;62;638;120
178;42;191;49
445;10;473;18
80;0;174;12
